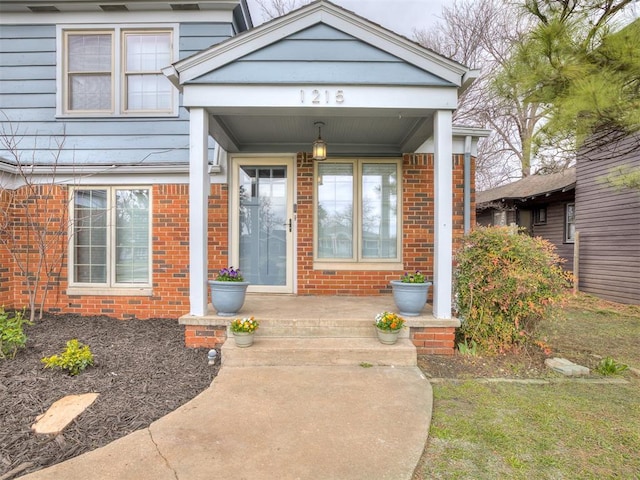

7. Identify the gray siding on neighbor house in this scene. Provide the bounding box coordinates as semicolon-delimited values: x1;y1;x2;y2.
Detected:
191;24;455;86
530;193;575;271
0;23;232;166
575;136;640;304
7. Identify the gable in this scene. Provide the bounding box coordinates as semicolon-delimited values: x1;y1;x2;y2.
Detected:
189;24;455;86
167;1;472;89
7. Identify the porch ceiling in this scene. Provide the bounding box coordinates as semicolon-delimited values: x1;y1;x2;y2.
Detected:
207;109;435;156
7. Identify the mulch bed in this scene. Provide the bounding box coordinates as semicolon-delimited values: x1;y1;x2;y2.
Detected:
0;313;219;478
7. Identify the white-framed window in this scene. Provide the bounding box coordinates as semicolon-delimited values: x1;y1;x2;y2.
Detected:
315;159;401;264
565;203;576;243
59;25;177;116
70;187;152;291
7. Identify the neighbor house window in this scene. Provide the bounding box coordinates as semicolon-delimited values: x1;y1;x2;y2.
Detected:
71;187;151;288
61;27;176;115
315;160;400;263
533;206;547;225
492;210;507;226
565;203;576;243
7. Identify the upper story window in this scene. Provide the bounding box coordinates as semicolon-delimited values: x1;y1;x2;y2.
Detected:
59;26;177;116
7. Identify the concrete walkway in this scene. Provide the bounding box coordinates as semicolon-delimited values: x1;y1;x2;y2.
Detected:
20;366;432;480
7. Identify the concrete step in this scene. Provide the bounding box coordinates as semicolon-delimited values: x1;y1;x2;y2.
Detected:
221;337;417;367
250;318;409;338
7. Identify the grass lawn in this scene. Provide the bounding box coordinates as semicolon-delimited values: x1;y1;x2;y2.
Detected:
414;294;640;479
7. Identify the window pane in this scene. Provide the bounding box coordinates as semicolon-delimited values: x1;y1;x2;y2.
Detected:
73;190;107;283
126;74;172;110
115;189;149;283
70;74;112;110
125;33;171;71
317;163;353;259
68;34;112;71
566;204;576;241
362;164;398;259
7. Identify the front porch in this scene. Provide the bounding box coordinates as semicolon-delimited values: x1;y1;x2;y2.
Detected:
179;294;460;361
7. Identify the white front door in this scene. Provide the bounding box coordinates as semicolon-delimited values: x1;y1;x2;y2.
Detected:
230;157;295;293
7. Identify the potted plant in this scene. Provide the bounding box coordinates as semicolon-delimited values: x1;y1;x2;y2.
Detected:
229;316;260;348
208;266;249;317
390;270;432;316
374;311;405;345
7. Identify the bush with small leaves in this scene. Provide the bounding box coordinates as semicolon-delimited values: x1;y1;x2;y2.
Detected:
454;226;572;353
42;339;94;376
0;307;31;359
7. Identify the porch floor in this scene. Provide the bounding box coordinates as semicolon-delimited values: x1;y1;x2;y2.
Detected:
179;294;459;328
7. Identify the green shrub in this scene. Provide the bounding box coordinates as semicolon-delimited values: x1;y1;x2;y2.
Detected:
42;339;94;376
0;308;31;359
454;226;571;353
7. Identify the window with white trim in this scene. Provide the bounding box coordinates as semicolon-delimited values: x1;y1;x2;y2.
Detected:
565;203;576;243
71;187;151;288
315;160;401;263
61;27;176;115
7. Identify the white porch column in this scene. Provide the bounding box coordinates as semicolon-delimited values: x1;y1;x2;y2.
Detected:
433;110;453;319
189;108;210;316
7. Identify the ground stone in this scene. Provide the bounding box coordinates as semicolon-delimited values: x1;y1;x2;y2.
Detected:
545;357;590;376
32;393;99;435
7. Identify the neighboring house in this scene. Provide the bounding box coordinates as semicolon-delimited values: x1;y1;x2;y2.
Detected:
477;152;640;305
0;0;489;347
476;168;576;270
575;135;640;305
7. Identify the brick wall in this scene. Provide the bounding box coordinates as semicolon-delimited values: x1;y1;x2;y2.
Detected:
410;326;456;355
2;183;230;319
0;188;13;306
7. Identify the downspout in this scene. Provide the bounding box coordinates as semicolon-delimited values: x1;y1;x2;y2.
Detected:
464;135;472;234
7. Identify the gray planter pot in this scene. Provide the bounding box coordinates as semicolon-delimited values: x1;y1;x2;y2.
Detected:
232;331;255;348
376;327;400;345
208;280;249;317
390;280;432;316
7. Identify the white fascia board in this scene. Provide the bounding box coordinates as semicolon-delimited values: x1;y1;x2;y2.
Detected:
452;126;492;138
175;1;468;86
183;84;459;110
0;10;232;25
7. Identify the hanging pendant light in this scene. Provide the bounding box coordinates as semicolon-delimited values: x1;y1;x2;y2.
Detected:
312;121;327;161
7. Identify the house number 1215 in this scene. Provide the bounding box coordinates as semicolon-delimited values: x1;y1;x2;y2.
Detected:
300;89;345;105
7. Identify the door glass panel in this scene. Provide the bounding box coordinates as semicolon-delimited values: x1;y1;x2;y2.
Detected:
239;166;287;286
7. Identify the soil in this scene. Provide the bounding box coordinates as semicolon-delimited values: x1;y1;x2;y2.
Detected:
0;313;219;478
419;348;550;380
0;312;553;478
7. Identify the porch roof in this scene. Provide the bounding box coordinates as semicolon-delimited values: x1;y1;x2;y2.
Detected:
164;0;479;156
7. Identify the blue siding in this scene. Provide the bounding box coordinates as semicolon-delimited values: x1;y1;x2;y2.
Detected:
190;24;454;86
0;22;233;167
179;23;234;58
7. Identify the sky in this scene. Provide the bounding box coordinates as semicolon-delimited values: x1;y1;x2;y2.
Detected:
246;0;449;37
